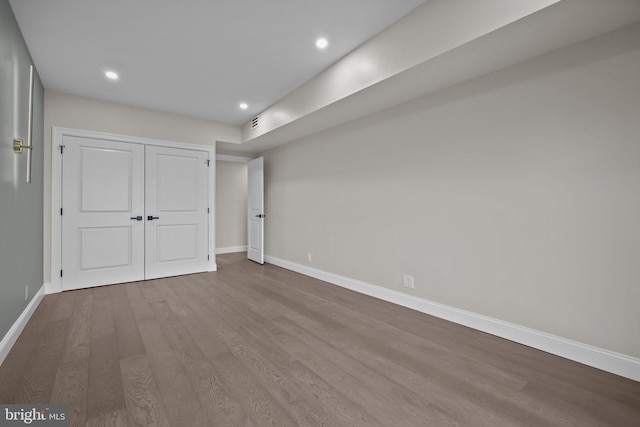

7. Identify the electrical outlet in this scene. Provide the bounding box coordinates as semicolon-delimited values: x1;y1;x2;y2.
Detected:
402;274;414;289
25;285;29;301
307;252;312;263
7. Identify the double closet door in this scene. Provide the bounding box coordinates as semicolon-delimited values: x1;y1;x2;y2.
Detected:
61;136;209;291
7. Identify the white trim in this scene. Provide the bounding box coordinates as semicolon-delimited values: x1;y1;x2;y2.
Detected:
0;285;45;367
208;142;217;272
44;282;54;295
265;255;640;382
51;127;216;292
216;154;253;164
51;127;63;294
216;246;247;254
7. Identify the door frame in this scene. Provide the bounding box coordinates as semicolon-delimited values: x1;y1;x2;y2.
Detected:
50;126;216;294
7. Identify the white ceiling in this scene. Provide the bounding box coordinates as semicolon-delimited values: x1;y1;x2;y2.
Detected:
9;0;426;126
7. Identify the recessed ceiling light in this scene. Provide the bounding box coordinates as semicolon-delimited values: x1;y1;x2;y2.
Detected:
239;102;248;110
316;38;328;49
105;71;119;80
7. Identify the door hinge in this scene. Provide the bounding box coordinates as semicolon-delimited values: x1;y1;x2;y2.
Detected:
207;208;210;214
59;145;65;154
60;270;63;277
208;255;210;260
205;159;210;166
60;208;63;215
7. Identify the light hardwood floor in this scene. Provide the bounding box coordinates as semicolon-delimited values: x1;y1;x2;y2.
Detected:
1;253;639;426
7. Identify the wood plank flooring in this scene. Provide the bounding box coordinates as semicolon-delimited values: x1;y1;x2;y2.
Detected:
1;253;639;426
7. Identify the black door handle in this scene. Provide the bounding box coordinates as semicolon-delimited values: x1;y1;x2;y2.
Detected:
130;216;142;221
147;216;160;221
256;214;266;218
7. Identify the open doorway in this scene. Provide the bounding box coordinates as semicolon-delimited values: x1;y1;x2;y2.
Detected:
215;156;249;255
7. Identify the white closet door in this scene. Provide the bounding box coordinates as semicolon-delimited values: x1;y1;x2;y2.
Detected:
247;157;264;264
62;136;145;291
145;145;209;279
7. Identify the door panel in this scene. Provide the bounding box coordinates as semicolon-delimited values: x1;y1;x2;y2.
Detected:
62;136;145;290
80;147;132;211
145;145;209;279
157;154;199;211
249;222;261;252
78;226;132;270
157;225;198;262
247;157;264;264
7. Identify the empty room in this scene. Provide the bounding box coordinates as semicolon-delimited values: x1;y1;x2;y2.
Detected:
1;0;639;425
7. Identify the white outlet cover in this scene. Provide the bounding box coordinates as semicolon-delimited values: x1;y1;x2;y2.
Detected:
402;274;414;289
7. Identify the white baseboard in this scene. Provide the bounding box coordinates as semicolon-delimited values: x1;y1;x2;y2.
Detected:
0;285;46;367
216;246;247;255
44;282;58;294
265;255;640;382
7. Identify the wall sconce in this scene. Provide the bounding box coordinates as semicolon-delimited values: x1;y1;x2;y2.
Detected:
13;64;35;183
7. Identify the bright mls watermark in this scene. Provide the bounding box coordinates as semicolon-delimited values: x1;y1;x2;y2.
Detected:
0;405;69;426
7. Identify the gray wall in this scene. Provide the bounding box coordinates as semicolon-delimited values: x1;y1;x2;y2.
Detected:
261;25;640;359
0;0;44;338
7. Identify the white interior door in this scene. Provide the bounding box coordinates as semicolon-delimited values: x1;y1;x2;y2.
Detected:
247;157;264;264
145;145;209;279
61;136;145;291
